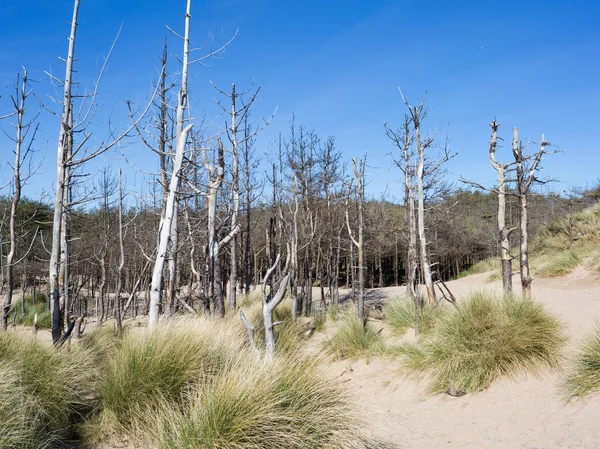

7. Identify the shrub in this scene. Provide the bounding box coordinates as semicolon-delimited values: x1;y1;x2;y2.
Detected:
536;250;581;277
401;292;565;394
384;298;447;336
326;316;383;360
162;356;374;449
562;324;600;398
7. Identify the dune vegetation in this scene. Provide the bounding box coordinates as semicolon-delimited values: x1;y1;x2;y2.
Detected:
399;292;566;394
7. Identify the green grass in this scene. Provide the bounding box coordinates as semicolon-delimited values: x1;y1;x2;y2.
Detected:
383;298;447;336
8;293;51;329
162;356;373;449
401;292;566;394
326;316;384;360
0;331;99;448
82;319;243;445
457;257;499;278
562;323;600;399
536;250;582;277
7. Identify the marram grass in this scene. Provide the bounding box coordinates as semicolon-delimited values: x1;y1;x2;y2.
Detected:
401;292;566;394
536;250;581;277
383;297;447;336
562;323;600;399
326;316;384;360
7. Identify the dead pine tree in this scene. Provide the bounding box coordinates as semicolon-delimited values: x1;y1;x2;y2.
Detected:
240;251;290;363
386;115;420;334
512;128;552;298
490;121;516;295
399;90;457;307
345;157;366;326
2;69;40;331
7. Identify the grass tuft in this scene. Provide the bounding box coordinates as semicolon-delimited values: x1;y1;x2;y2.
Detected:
8;293;51;329
0;331;99;448
401;292;566;394
326;316;384;360
562;323;600;399
536;250;581;277
384;298;447;336
457;257;499;278
162;356;372;449
83;318;244;445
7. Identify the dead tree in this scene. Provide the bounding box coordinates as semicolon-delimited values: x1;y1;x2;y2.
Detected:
2;69;39;331
114;169;125;332
346;157;365;326
489;120;516;295
400;90;456;306
240;252;290;362
386;115;419;333
512;128;551;298
148;0;195;327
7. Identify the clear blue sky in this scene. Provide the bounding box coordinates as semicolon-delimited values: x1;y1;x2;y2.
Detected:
1;0;599;202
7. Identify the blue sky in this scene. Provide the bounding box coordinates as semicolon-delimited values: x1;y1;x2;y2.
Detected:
1;0;599;203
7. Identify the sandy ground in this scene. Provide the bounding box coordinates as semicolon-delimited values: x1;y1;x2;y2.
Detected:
330;269;600;449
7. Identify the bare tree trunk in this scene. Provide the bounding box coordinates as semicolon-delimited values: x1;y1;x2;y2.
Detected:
262;255;289;362
229;83;240;310
2;70;30;331
489;120;513;295
115;170;124;332
50;0;79;343
148;0;193;327
415;120;436;306
290;176;300;318
346;157;365;326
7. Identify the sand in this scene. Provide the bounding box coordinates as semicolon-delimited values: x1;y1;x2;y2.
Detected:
332;269;600;449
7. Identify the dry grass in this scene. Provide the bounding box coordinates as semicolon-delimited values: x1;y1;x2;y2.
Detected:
326;316;384;360
400;292;566;394
562;323;600;399
383;298;448;336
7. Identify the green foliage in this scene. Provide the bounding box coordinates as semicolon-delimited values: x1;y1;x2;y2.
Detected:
326;316;384;360
536;250;581;277
0;331;99;448
562;324;600;398
384;298;447;336
401;292;566;394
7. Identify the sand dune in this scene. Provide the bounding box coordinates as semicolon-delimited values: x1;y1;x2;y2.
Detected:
333;269;600;449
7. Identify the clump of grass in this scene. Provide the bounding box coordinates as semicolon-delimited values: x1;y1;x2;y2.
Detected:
327;302;342;321
312;310;327;332
83;318;244;445
536;250;581;277
562;324;600;399
0;331;99;448
162;356;373;449
487;270;502;282
402;292;566;394
383;298;447;336
8;293;51;329
457;257;499;278
326;316;384;360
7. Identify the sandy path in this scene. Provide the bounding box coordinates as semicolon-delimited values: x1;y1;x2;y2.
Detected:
332;269;600;449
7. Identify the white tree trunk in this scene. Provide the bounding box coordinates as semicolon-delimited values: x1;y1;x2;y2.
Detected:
148;0;193;327
50;0;79;343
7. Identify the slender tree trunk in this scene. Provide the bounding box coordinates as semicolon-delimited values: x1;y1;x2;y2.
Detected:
489;120;513;295
229;83;240;310
50;0;79;343
2;71;28;331
415;120;436;306
148;0;193;327
115;170;125;332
